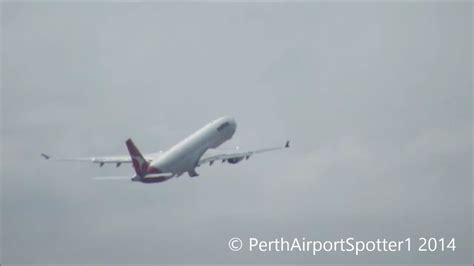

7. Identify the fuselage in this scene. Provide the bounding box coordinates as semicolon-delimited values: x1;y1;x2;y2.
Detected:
134;116;236;182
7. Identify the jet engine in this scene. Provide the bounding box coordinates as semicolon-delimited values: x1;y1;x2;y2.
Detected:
227;157;244;164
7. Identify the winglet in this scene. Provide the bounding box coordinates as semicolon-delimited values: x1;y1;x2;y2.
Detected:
285;140;290;148
41;153;51;160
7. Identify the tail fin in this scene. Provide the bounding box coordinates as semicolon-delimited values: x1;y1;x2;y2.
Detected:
126;138;149;176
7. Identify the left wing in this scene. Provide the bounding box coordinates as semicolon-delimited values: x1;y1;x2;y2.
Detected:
198;140;290;166
40;152;162;167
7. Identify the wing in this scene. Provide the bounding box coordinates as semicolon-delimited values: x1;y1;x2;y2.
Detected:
198;140;289;166
40;152;162;167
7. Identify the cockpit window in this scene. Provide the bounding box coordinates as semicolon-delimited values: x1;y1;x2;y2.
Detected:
217;122;230;132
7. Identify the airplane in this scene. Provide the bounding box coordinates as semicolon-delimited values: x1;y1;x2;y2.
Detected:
41;116;289;184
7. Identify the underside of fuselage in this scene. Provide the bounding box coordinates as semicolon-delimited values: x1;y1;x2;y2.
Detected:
132;175;173;183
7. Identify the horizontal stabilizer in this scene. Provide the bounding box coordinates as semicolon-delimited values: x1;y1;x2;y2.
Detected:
92;176;130;180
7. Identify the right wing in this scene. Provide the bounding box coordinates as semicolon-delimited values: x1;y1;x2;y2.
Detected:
198;140;290;166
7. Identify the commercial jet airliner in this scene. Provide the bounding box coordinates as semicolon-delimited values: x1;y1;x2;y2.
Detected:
41;117;289;183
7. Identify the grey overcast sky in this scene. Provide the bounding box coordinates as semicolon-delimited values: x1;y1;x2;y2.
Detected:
1;2;472;264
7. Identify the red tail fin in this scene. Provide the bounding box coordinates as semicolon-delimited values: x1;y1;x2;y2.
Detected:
126;138;149;176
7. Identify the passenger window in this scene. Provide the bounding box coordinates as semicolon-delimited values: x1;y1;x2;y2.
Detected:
217;122;230;132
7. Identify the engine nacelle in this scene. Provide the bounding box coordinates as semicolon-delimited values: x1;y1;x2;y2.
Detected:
227;157;244;164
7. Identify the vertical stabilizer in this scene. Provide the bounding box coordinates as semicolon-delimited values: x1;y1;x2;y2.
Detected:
126;138;149;176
